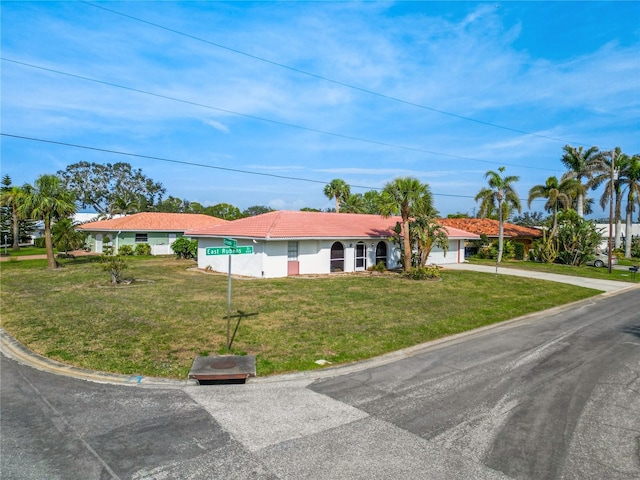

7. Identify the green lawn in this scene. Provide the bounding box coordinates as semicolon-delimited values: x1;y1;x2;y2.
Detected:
469;257;640;283
1;256;604;379
0;246;53;257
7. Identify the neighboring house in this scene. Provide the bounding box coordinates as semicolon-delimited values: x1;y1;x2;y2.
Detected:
186;210;480;279
595;223;640;251
439;218;543;256
78;212;228;255
31;213;102;242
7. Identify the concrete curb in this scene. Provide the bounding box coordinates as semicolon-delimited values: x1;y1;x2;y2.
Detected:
2;273;638;387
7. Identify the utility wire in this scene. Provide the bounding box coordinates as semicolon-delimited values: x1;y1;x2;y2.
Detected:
0;133;480;199
1;57;562;173
83;1;586;147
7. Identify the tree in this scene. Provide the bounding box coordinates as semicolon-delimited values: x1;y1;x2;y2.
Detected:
243;205;273;217
19;175;77;269
51;218;86;255
475;167;521;263
154;196;188;213
0;179;26;250
380;177;434;273
57;162;165;217
339;193;366;213
588;147;623;251
527;176;575;234
560;145;601;218
205;203;242;220
555;210;603;266
323;179;350;213
412;215;449;267
362;190;382;214
617;154;640;258
511;211;545;227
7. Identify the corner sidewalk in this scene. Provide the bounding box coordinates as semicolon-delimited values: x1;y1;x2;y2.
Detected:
444;262;638;293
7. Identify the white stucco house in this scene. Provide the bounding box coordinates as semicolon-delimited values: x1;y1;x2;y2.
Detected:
186;211;480;279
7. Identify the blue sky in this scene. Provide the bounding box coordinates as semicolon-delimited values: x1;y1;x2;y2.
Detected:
2;1;639;217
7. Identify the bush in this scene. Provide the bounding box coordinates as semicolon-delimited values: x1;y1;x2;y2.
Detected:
367;262;386;273
118;245;134;256
171;237;198;259
100;254;127;284
513;242;525;260
34;237;46;248
135;243;151;256
403;265;441;280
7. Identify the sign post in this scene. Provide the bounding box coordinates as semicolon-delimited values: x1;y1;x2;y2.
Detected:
205;240;254;349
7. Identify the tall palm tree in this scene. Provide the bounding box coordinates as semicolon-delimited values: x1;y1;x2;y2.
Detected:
617;154;640;258
560;145;601;218
589;148;624;247
475;167;521;263
323;179;350;213
379;177;433;272
19;175;77;269
0;184;26;250
527;176;575;234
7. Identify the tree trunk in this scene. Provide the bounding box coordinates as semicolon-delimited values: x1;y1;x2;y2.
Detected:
497;199;504;264
403;218;411;272
11;204;20;250
43;219;57;269
576;193;584;218
625;211;632;258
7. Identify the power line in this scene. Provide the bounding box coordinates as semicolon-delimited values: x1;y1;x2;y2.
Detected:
1;57;562;173
83;1;586;147
0;132;479;200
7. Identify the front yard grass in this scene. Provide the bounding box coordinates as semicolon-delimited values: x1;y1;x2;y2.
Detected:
1;256;603;379
469;257;640;283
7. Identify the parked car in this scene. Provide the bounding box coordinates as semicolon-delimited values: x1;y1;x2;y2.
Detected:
586;251;618;268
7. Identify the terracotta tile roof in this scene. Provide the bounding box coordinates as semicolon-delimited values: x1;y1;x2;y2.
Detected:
439;218;542;238
78;212;228;232
186;211;480;240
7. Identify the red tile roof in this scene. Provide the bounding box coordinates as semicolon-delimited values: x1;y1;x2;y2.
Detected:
186;211;480;240
440;218;542;238
78;212;228;232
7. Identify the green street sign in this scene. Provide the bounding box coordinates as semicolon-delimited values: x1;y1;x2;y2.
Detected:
223;237;237;247
206;246;253;256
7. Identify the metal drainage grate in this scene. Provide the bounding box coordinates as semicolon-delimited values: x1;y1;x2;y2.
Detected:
188;355;256;385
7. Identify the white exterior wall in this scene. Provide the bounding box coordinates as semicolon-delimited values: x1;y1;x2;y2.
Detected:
426;239;464;265
197;237;402;278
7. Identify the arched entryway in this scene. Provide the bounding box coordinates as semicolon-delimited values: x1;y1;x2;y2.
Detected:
330;242;345;272
375;241;387;268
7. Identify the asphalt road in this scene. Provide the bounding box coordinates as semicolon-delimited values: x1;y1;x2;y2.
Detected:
2;287;639;479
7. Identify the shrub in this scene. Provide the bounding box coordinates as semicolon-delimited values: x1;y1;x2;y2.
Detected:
34;237;46;248
513;242;525;260
171;237;198;259
118;245;134;256
367;262;386;273
100;254;127;284
102;245;114;256
403;265;441;280
135;243;151;256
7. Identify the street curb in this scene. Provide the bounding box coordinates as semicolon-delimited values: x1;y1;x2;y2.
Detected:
0;328;190;388
2;284;638;387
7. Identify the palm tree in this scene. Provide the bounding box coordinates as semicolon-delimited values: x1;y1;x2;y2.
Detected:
527;176;575;234
412;215;449;267
560;145;601;218
475;167;521;263
617;154;640;258
0;184;26;250
323;179;350;213
339;193;365;213
379;177;434;272
588;148;624;248
19;175;77;269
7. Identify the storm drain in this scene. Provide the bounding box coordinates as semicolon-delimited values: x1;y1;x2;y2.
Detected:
188;355;256;385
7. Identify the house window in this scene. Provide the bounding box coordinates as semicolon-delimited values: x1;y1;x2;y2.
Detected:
330;242;345;272
288;241;299;261
135;233;148;243
375;242;387;267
